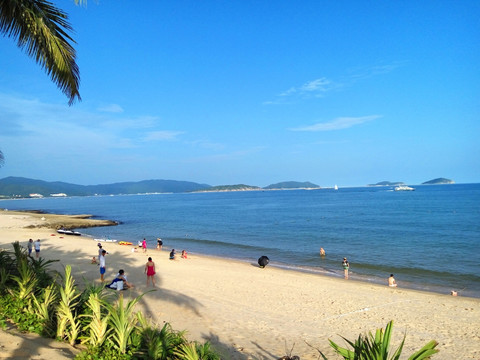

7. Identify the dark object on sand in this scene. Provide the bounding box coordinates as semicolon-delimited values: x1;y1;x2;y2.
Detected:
258;256;269;268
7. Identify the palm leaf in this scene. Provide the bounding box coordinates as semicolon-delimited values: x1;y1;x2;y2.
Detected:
105;293;144;354
0;0;80;104
56;265;81;345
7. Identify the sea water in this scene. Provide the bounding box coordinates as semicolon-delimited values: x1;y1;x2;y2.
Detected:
2;184;479;297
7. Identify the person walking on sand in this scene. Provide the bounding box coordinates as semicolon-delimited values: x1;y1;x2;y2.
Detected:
156;238;163;251
34;239;41;258
145;257;156;287
342;257;349;279
99;250;107;282
142;238;147;253
388;274;397;287
27;238;33;256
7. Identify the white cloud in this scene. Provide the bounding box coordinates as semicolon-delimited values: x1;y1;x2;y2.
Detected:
98;104;124;113
290;115;382;132
143;130;184;141
279;77;333;97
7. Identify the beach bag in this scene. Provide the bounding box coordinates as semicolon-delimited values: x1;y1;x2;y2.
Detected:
258;255;269;268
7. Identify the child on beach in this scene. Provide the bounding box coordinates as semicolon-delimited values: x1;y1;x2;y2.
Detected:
181;250;188;259
342;257;349;279
27;238;33;256
34;239;41;258
145;257;156;287
169;249;176;260
142;238;147;253
99;250;107;282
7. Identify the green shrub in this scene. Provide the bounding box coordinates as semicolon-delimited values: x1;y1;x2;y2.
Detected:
329;320;438;360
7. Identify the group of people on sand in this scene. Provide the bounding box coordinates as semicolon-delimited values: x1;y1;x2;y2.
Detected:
95;237;190;290
27;238;41;258
320;247;398;287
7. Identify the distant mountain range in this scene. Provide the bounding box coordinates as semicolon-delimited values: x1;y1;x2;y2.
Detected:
0;177;456;198
0;177;321;198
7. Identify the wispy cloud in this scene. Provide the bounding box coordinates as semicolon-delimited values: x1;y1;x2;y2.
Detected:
98;103;124;113
143;131;184;141
290;115;382;132
265;62;404;105
265;77;338;104
346;61;406;82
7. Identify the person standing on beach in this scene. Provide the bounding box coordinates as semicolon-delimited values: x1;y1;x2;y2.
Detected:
98;243;104;258
27;239;33;256
99;250;107;282
142;238;147;253
145;257;156;287
320;247;325;257
342;257;349;279
156;238;163;251
34;239;41;258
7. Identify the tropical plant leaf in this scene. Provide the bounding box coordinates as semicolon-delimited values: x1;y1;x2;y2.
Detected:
0;0;81;104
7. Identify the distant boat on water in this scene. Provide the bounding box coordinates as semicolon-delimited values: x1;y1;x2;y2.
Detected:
394;185;415;191
94;237;118;243
334;184;338;190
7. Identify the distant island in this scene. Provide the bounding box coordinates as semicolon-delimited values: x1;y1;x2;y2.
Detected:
368;181;405;186
422;178;455;185
263;181;320;190
197;184;262;192
369;178;455;187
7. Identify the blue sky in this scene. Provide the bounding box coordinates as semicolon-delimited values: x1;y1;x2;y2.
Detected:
0;1;478;187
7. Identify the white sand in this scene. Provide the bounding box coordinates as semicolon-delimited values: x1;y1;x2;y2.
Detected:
0;211;479;359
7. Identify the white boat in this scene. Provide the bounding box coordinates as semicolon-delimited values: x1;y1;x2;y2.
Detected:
57;228;81;236
334;184;338;190
94;237;118;243
394;185;415;191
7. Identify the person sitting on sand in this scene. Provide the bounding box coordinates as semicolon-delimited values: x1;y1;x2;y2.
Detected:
169;249;176;260
107;269;134;290
181;250;188;259
91;256;97;264
388;274;397;287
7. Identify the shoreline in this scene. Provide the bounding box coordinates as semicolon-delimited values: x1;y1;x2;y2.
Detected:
2;208;478;299
1;210;479;359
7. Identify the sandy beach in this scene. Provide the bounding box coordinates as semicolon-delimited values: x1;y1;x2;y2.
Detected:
0;210;479;359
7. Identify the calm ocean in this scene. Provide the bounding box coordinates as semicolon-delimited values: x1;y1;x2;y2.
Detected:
2;184;479;297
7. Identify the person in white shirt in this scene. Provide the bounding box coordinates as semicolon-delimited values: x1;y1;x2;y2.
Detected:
99;250;107;282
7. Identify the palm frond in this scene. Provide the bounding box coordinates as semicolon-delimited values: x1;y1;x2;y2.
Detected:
56;265;81;345
0;0;80;104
